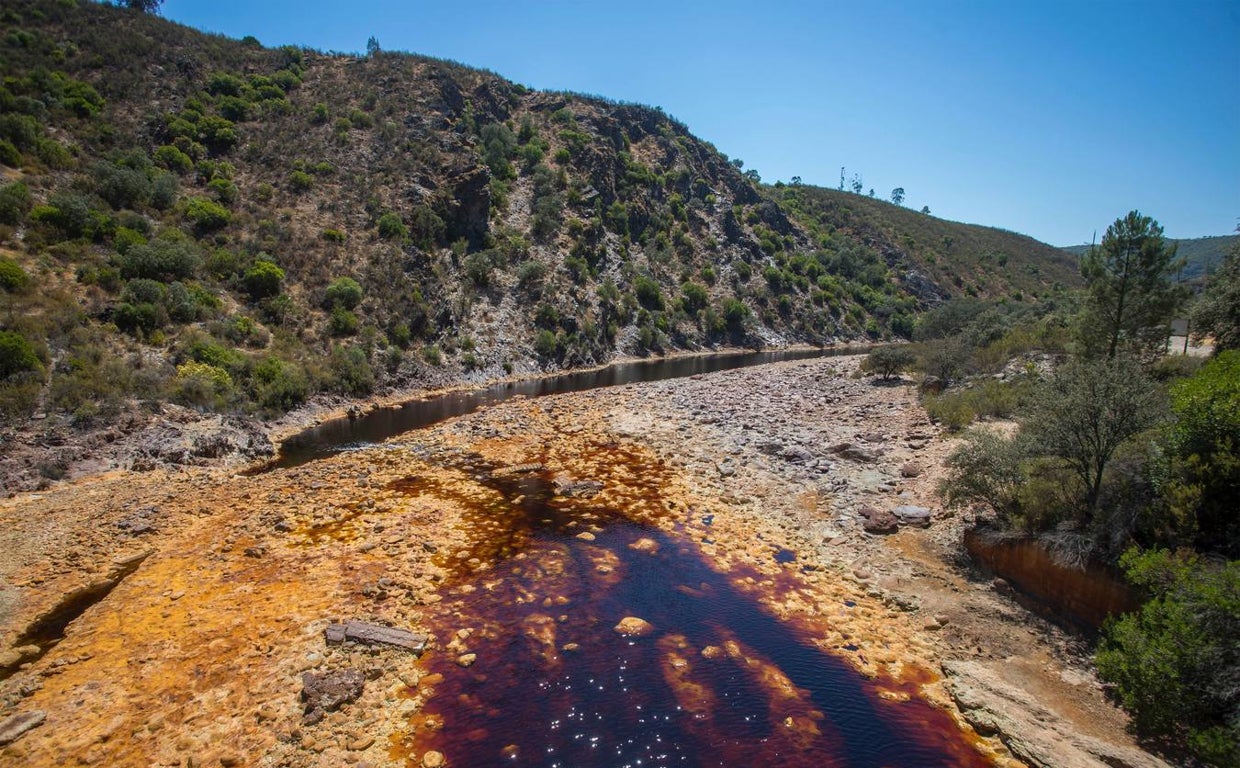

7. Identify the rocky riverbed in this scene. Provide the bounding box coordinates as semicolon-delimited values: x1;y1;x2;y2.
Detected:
0;354;1168;767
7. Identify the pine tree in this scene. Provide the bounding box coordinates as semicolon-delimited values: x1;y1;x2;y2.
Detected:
1079;211;1186;359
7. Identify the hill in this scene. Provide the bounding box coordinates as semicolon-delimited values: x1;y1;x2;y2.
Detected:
1062;234;1238;285
772;185;1083;304
0;0;1075;487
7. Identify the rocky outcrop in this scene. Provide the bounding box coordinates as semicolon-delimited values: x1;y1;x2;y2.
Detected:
942;660;1172;768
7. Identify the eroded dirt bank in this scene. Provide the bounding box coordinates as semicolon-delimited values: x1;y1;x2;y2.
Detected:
0;355;1167;767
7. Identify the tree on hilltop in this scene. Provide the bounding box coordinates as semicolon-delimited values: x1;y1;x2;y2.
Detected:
123;0;164;13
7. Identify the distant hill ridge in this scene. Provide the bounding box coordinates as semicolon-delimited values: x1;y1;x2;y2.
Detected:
1061;235;1238;284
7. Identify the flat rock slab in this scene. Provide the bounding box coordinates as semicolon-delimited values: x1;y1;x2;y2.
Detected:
892;505;932;527
943;660;1171;768
325;621;427;653
0;710;45;745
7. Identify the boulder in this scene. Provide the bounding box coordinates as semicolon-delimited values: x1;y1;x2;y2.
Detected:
892;505;932;527
858;505;899;534
301;669;365;722
613;616;655;637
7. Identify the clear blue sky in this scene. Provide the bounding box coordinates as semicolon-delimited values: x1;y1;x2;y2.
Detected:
161;0;1239;246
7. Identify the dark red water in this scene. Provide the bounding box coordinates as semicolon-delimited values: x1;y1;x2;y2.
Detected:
387;448;993;768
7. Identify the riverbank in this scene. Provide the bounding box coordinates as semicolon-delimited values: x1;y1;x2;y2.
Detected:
0;354;1167;766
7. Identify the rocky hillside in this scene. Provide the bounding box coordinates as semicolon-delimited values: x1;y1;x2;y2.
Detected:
0;0;1078;487
772;185;1083;306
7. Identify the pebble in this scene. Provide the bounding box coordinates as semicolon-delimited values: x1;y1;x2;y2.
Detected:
422;750;446;767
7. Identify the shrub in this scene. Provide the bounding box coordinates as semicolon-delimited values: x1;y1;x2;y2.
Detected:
94;162;151;210
0;139;21;168
327;307;359;336
862;346;916;380
1097;549;1239;766
252;356;308;411
0;331;42;379
154;144;193;174
534;329;557;358
287;170;313;192
517;260;546;291
329;345;373;395
112;301;166;335
722;298;749;334
1161;350;1240;555
421;345;441;366
463;252;493;287
32;192;92;239
0;258;29;291
175;361;233;409
376;211;408;241
923;391;978;432
207;177;237;205
321;228;345;243
0;181;33;225
634;276;663;311
242;260;284;300
119;239;201;281
324;276;363;310
938;427;1027;524
681;281;708;313
184;196;230;232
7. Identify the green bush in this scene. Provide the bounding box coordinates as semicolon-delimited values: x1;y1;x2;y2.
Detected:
938;427;1027;525
517;260;546;291
287;170;313;192
534;329;557;358
376;211;408;241
681;282;708;313
249;356;305;411
923;391;977;431
0;258;30;291
0;139;21;168
242;260;284;300
324;276;363;310
119;239;201;281
32;192;92;239
463;252;493;287
634;276;663;311
0;330;42;379
1097;549;1239;766
175;360;233;409
329;345;373;395
154;144;193;174
327;307;359;336
184;196;230;232
1161;350;1240;555
722;298;749;334
0;181;33;225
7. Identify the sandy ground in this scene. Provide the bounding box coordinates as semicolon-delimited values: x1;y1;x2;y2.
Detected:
0;355;1169;767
